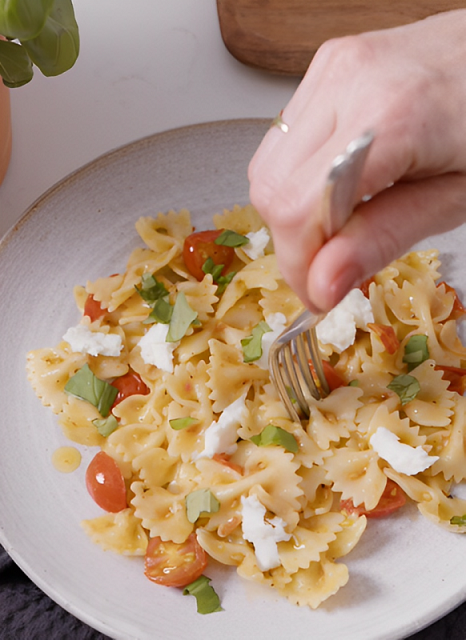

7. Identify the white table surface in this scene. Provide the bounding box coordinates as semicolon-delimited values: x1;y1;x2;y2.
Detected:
0;0;300;239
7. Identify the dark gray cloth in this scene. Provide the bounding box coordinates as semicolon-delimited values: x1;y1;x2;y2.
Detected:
0;544;465;639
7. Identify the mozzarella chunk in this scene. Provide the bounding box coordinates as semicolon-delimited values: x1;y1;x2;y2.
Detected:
256;312;287;370
316;288;374;353
197;394;247;459
241;494;291;571
138;323;178;373
370;427;439;475
243;228;270;260
63;325;122;357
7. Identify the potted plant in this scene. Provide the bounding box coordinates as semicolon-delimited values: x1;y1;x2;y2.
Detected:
0;0;80;184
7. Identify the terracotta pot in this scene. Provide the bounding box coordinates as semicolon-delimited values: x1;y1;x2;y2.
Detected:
0;80;12;186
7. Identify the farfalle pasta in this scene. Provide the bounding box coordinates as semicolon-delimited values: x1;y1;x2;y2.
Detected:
26;205;466;612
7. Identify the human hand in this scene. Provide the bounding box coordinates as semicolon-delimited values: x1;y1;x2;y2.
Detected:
248;10;466;313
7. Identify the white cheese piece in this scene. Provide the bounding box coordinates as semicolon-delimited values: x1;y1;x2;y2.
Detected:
137;323;178;373
242;228;270;260
241;494;291;571
316;287;374;353
256;312;287;370
197;394;247;459
370;426;439;475
63;325;122;357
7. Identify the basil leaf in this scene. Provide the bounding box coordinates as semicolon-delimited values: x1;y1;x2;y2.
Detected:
0;39;34;87
0;0;54;41
348;379;360;387
169;416;199;431
250;424;299;453
166;292;198;342
92;414;119;437
135;273;169;304
143;297;173;324
450;515;466;526
241;321;272;363
215;229;249;247
403;335;429;371
185;489;220;523
202;257;224;281
183;575;223;614
64;364;118;417
21;0;79;77
387;374;420;405
216;271;236;294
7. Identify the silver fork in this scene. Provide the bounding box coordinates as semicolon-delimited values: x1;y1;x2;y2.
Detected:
269;130;375;422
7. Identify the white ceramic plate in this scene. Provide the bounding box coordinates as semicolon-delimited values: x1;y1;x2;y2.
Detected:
1;119;466;640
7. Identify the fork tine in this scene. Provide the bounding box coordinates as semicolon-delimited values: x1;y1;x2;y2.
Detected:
281;343;309;418
294;333;321;401
306;328;330;396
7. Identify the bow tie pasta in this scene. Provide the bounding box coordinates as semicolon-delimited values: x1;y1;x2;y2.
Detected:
26;204;466;613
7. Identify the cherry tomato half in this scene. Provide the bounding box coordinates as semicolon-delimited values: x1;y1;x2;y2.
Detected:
183;229;234;281
85;451;127;513
111;370;150;410
367;323;400;355
144;534;207;587
437;281;466;319
435;365;466;395
340;479;406;519
83;294;106;322
309;359;346;392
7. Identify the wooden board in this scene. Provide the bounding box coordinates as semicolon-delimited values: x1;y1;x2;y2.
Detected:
217;0;464;76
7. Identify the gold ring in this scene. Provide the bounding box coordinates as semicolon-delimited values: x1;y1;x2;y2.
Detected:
272;110;289;134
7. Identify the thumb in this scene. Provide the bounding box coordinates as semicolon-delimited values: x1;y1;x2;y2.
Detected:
307;172;466;312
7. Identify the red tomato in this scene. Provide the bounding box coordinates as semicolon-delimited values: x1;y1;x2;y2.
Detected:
183;229;234;281
144;534;207;587
111;370;150;409
435;365;466;395
437;281;466;319
83;294;106;322
85;451;127;513
309;359;346;392
367;323;400;355
340;479;406;519
359;276;375;298
212;453;243;474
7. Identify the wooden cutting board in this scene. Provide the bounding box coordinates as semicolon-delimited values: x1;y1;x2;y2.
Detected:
217;0;464;76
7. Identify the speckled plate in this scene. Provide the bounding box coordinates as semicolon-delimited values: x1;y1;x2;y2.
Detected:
1;119;466;640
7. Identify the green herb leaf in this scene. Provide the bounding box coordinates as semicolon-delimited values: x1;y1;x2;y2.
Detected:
348;379;360;387
387;374;421;405
143;297;173;325
216;271;236;294
241;321;272;363
250;424;299;453
92;414;119;437
450;515;466;526
214;229;249;247
0;0;54;41
202;256;224;281
64;364;118;417
403;334;429;371
185;489;220;523
135;273;169;304
166;292;198;342
183;575;223;614
21;0;79;77
169;416;199;431
0;39;34;87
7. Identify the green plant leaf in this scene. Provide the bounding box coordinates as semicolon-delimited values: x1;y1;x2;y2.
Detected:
450;515;466;526
185;489;220;523
403;334;429;372
64;364;118;417
241;321;272;363
169;416;199;431
387;374;420;405
22;0;79;77
214;229;249;247
183;576;223;614
250;424;299;453
92;414;119;437
135;273;169;304
0;39;33;87
0;0;54;41
166;292;198;342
